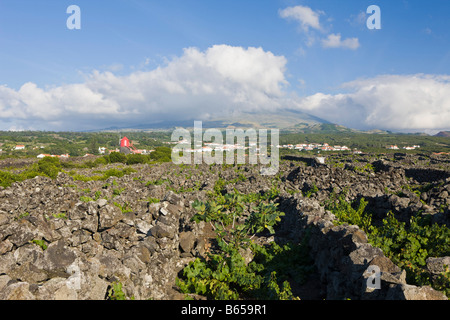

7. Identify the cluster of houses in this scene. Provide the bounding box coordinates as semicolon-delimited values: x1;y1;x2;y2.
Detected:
14;145;46;151
37;153;70;159
280;143;358;153
98;146;152;155
2;145;46;154
10;145;70;159
172;141;278;156
172;141;422;154
386;145;421;150
98;147;119;154
172;141;249;153
6;138;426;160
172;140;362;155
9;137;153;159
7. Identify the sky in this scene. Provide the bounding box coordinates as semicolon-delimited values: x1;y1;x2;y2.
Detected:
0;0;449;133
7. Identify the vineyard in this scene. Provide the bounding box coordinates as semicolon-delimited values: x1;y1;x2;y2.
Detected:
0;151;449;300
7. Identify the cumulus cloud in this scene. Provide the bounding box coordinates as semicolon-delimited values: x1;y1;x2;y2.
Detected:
2;45;449;133
0;45;289;131
294;74;450;132
321;33;360;50
279;5;323;32
280;5;360;51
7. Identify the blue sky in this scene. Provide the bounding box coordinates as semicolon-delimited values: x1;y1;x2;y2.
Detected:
0;0;449;132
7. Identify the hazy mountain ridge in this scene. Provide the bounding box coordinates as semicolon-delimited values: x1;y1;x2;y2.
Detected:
93;109;443;136
435;131;450;137
96;109;352;133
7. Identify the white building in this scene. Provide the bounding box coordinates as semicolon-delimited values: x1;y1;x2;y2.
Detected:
37;154;52;158
387;145;399;150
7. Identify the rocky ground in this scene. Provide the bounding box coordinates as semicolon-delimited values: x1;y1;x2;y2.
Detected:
0;152;449;300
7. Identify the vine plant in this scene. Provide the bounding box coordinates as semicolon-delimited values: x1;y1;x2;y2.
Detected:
176;187;314;300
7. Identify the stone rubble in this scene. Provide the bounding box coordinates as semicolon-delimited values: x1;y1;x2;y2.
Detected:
0;153;448;300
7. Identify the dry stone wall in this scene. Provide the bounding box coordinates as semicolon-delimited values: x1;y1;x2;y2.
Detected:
278;196;447;300
0;172;195;300
0;155;448;300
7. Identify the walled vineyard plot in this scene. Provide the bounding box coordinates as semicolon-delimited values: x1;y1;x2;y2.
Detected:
0;153;448;300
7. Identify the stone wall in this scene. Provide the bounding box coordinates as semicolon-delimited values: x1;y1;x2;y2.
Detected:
278;195;448;300
0;174;197;300
0;157;448;300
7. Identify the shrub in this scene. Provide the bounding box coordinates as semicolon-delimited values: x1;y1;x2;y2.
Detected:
107;282;134;300
37;156;61;179
0;156;138;188
38;156;61;167
98;155;111;165
177;190;312;300
126;154;147;165
0;171;21;188
31;239;48;250
80;160;96;168
146;178;169;186
102;167;136;180
326;191;450;297
369;212;450;296
149;147;172;163
109;152;127;163
71;173;102;182
80;196;94;202
147;197;160;204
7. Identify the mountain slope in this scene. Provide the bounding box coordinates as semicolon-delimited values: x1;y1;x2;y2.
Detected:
435;131;450;137
96;109;333;132
202;109;331;129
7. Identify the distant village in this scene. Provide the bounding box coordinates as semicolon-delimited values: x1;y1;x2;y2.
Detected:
279;143;357;153
281;143;421;153
0;138;424;159
171;141;249;154
171;140;423;155
171;141;361;154
93;136;154;157
386;145;421;150
0;136;154;159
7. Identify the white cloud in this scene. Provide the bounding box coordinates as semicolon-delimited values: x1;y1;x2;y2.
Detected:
280;5;360;51
321;33;360;50
279;5;323;32
2;44;448;133
0;45;289;131
294;74;450;132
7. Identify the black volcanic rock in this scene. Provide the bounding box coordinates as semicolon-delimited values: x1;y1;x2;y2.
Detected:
0;154;448;300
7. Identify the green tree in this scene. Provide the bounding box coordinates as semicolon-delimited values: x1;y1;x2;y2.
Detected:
88;137;99;155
